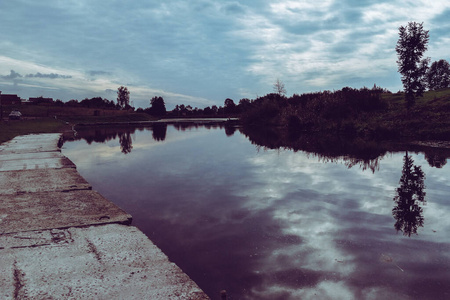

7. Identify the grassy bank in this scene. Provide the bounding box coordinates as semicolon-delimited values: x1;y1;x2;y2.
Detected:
377;88;450;139
240;87;450;140
0;118;69;144
0;105;158;144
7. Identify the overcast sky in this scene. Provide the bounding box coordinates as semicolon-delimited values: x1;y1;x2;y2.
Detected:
0;1;449;109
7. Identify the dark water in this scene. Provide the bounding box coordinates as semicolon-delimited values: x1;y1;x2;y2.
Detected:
62;124;450;300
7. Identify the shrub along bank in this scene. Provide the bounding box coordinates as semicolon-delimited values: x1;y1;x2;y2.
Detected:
240;87;450;140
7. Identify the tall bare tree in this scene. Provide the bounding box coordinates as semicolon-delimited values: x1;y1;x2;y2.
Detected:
273;79;286;96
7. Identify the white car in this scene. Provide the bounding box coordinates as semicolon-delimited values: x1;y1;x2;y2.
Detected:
9;110;22;120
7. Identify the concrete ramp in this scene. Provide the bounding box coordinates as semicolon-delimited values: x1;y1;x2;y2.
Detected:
1;189;132;233
0;225;207;299
0;168;91;194
0;133;62;154
0;134;132;234
0;134;209;299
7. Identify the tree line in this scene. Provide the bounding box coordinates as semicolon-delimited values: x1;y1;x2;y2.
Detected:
396;22;450;107
238;86;389;131
149;22;449;122
21;22;449;123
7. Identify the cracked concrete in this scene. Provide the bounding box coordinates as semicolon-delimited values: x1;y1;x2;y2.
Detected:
0;133;209;299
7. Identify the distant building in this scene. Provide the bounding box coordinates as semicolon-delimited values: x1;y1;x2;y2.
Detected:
1;94;22;105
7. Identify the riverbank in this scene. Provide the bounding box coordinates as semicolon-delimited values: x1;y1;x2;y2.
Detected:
0;113;239;144
240;87;450;140
0;105;159;144
0;133;209;299
72;117;239;127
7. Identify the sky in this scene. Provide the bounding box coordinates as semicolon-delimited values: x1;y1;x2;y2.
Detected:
0;1;449;109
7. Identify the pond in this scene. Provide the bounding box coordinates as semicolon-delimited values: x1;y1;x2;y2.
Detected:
62;123;450;300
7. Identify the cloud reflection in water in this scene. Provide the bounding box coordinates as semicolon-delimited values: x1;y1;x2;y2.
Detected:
62;125;450;300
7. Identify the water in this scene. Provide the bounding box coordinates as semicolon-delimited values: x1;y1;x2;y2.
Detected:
62;124;450;300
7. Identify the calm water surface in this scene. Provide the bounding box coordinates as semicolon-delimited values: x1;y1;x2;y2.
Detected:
62;125;450;300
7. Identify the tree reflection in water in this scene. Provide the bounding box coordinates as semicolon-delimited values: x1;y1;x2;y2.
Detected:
393;151;426;237
118;132;133;154
224;125;237;137
152;123;167;141
66;122;235;154
68;124;170;154
240;126;388;173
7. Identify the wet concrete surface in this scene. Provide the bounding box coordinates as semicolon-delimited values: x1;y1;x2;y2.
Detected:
0;133;209;299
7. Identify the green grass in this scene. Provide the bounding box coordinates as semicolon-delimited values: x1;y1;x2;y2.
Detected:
0;118;69;144
243;87;450;140
368;87;450;139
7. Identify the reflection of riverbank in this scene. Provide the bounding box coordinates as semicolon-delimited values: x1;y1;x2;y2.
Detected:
64;122;450;171
240;125;450;171
63;121;241;153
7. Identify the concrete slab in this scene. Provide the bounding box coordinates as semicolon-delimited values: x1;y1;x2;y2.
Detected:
0;133;61;154
0;134;73;171
0;168;91;195
0;133;209;299
0;151;65;161
0;190;132;234
0;224;208;299
0;156;76;171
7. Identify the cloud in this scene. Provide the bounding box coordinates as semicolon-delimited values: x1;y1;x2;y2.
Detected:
25;72;72;79
1;0;449;105
221;2;246;15
1;70;23;80
0;54;211;108
230;0;450;93
88;70;112;77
